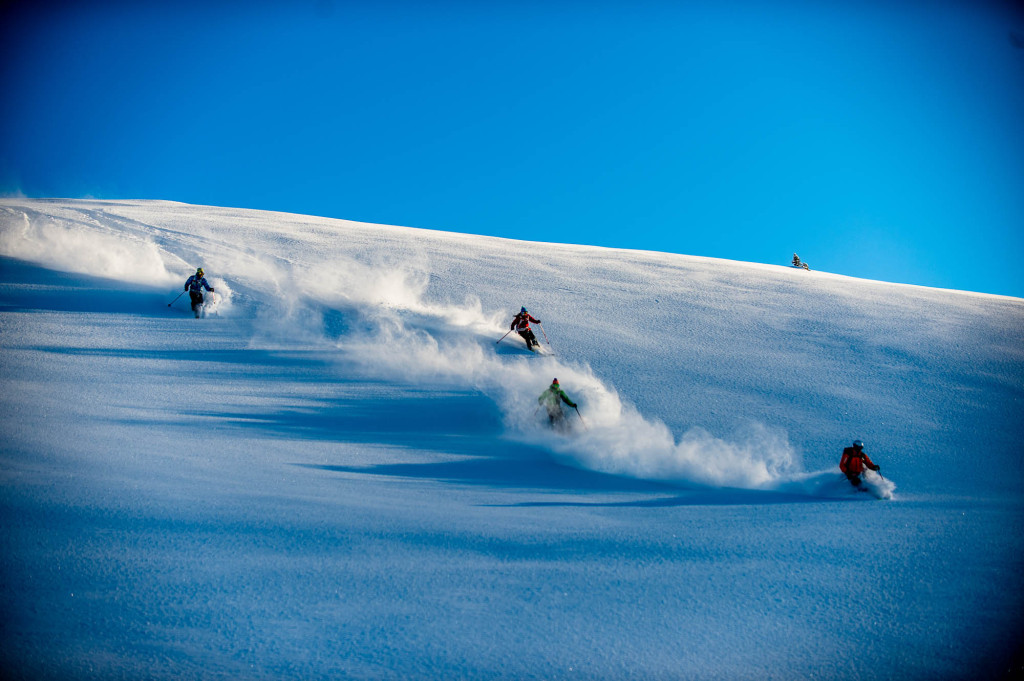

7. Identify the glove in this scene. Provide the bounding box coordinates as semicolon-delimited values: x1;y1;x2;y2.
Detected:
535;319;541;323
210;288;215;293
872;465;880;472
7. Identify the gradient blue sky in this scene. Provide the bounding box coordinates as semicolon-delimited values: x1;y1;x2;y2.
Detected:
2;0;1023;297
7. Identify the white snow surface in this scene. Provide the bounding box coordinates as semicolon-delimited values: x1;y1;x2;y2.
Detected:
1;198;1022;680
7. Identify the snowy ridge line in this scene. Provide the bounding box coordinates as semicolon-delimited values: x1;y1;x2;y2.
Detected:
1;199;899;496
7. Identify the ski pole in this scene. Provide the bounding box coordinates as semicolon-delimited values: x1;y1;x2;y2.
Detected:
496;329;514;345
538;322;552;347
168;290;186;307
538;322;556;354
574;406;588;430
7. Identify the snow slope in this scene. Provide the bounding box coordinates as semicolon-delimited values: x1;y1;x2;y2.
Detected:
1;199;1022;680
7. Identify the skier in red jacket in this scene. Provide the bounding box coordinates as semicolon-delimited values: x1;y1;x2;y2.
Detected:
510;307;542;351
839;440;880;487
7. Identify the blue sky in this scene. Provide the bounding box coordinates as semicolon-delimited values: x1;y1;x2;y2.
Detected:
2;0;1023;297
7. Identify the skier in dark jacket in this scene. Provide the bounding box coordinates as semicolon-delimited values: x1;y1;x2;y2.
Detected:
538;378;577;430
184;267;215;318
511;307;542;351
839;439;880;487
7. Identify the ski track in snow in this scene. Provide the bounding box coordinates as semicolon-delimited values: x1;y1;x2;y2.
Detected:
0;199;874;496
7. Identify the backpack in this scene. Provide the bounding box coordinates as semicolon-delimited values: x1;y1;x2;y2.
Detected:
839;447;864;475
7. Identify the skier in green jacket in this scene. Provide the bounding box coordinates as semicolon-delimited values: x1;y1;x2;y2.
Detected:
538;378;578;430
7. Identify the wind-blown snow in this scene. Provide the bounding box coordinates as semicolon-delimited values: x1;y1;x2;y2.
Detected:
1;199;1021;680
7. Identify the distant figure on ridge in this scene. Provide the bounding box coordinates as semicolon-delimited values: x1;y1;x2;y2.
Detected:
184;267;215;318
839;439;880;488
538;378;578;431
792;253;810;271
511;306;542;351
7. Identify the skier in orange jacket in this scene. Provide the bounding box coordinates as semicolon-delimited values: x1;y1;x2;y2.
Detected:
839;440;880;487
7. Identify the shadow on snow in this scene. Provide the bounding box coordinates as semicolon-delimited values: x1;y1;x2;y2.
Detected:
0;255;181;315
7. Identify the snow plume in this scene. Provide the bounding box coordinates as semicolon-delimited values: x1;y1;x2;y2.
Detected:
507;372;805;489
0;210;177;287
238;252;503;346
551;412;803;489
775;468;896;500
295;254;501;331
293;262;808;490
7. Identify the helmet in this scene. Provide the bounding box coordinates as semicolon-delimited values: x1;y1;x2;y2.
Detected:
853;439;864;450
552;378;559;385
521;307;527;313
197;268;204;276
